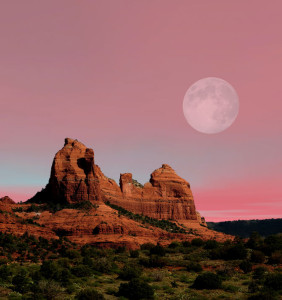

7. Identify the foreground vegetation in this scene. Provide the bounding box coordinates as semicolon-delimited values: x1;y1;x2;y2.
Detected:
0;231;281;299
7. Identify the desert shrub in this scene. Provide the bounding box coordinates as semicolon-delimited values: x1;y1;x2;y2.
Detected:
93;257;113;273
130;249;139;258
0;264;13;280
72;265;92;277
33;280;64;300
27;203;41;213
150;244;166;256
40;260;61;280
105;287;118;295
246;232;263;250
119;264;142;280
223;284;240;292
82;255;94;267
151;270;166;282
186;261;202;272
263;234;282;255
253;266;267;281
209;247;225;260
182;241;191;247
184;248;207;262
248;280;260;293
168;241;181;249
216;265;236;279
204;240;219;249
118;278;154;300
65;249;81;259
75;288;105;300
191;238;204;247
240;260;253;273
0;258;8;265
264;272;282;291
8;291;22;300
115;246;126;254
140;255;166;268
248;289;279;300
141;243;155;251
251;250;265;263
60;268;72;285
12;269;32;294
224;244;247;260
192;272;222;290
268;251;282;265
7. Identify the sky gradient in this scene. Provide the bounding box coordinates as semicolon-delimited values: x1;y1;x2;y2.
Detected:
1;1;281;221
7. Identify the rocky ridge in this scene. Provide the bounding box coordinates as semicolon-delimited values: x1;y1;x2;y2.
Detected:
0;138;232;248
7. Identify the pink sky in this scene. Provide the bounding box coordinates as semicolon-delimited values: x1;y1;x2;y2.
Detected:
0;1;281;221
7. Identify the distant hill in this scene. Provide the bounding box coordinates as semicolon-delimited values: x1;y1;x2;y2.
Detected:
207;218;282;238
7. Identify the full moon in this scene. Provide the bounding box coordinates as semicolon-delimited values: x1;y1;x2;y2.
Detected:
183;77;239;134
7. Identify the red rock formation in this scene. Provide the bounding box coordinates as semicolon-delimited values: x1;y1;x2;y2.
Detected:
102;164;199;222
29;138;204;225
0;138;234;248
30;138;101;204
0;196;15;204
12;203;231;248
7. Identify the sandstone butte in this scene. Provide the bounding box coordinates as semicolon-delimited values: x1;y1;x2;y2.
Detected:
0;138;233;249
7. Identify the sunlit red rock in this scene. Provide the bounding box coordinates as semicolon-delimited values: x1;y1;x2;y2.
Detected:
0;196;15;204
7;137;233;248
29;138;101;204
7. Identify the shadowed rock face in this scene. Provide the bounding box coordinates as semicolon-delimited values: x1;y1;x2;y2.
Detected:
29;138;205;224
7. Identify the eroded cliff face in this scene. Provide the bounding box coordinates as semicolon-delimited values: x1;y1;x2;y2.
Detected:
29;138;205;225
30;138;101;204
1;138;234;247
103;165;199;221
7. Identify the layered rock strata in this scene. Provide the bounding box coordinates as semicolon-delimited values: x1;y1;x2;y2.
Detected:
30;138;205;225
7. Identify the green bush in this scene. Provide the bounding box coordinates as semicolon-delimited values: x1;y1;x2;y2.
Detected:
118;278;154;300
263;234;282;256
253;266;267;280
246;232;263;250
40;260;61;280
33;280;64;300
186;261;202;272
140;243;155;250
191;238;204;247
119;264;142;280
75;288;105;300
248;289;279;300
93;257;113;273
251;250;265;263
130;250;139;258
150;244;166;256
72;265;92;277
192;272;222;290
268;251;282;265
140;255;166;268
168;241;181;249
0;264;12;280
239;260;253;274
224;244;247;260
204;240;219;249
182;241;191;247
12;269;32;294
264;272;282;291
223;284;240;292
216;265;236;279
